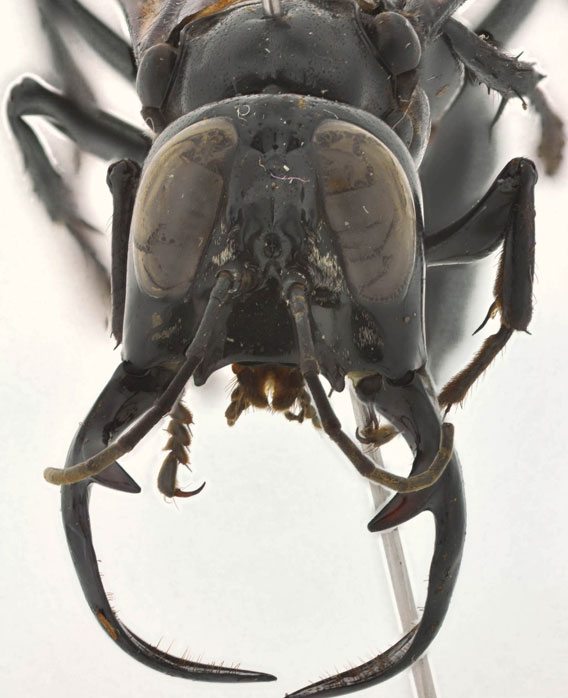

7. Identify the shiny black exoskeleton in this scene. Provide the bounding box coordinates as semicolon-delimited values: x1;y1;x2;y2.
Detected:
7;1;563;695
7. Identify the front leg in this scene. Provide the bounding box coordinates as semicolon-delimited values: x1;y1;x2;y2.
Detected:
106;158;141;343
424;158;538;408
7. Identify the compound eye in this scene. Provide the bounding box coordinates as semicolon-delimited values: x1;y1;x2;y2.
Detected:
313;121;416;305
132;118;237;299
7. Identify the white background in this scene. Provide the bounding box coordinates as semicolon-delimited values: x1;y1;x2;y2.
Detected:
1;2;567;698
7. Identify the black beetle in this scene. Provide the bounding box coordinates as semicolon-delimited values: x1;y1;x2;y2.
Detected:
3;1;567;696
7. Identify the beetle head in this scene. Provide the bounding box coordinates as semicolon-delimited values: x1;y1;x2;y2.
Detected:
123;95;427;388
55;99;458;682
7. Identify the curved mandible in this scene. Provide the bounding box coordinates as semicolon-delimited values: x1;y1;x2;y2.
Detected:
60;361;275;682
288;452;465;696
287;371;466;696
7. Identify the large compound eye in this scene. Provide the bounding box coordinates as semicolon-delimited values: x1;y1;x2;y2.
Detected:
313;121;416;304
132;118;238;299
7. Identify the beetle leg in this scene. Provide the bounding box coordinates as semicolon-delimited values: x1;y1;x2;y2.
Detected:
478;0;563;170
422;0;550;385
60;362;275;682
425;157;537;265
442;16;541;96
442;17;564;174
7;76;149;186
107;159;141;344
285;280;453;494
288;375;466;697
530;88;565;176
7;77;149;272
429;158;538;408
37;0;135;84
